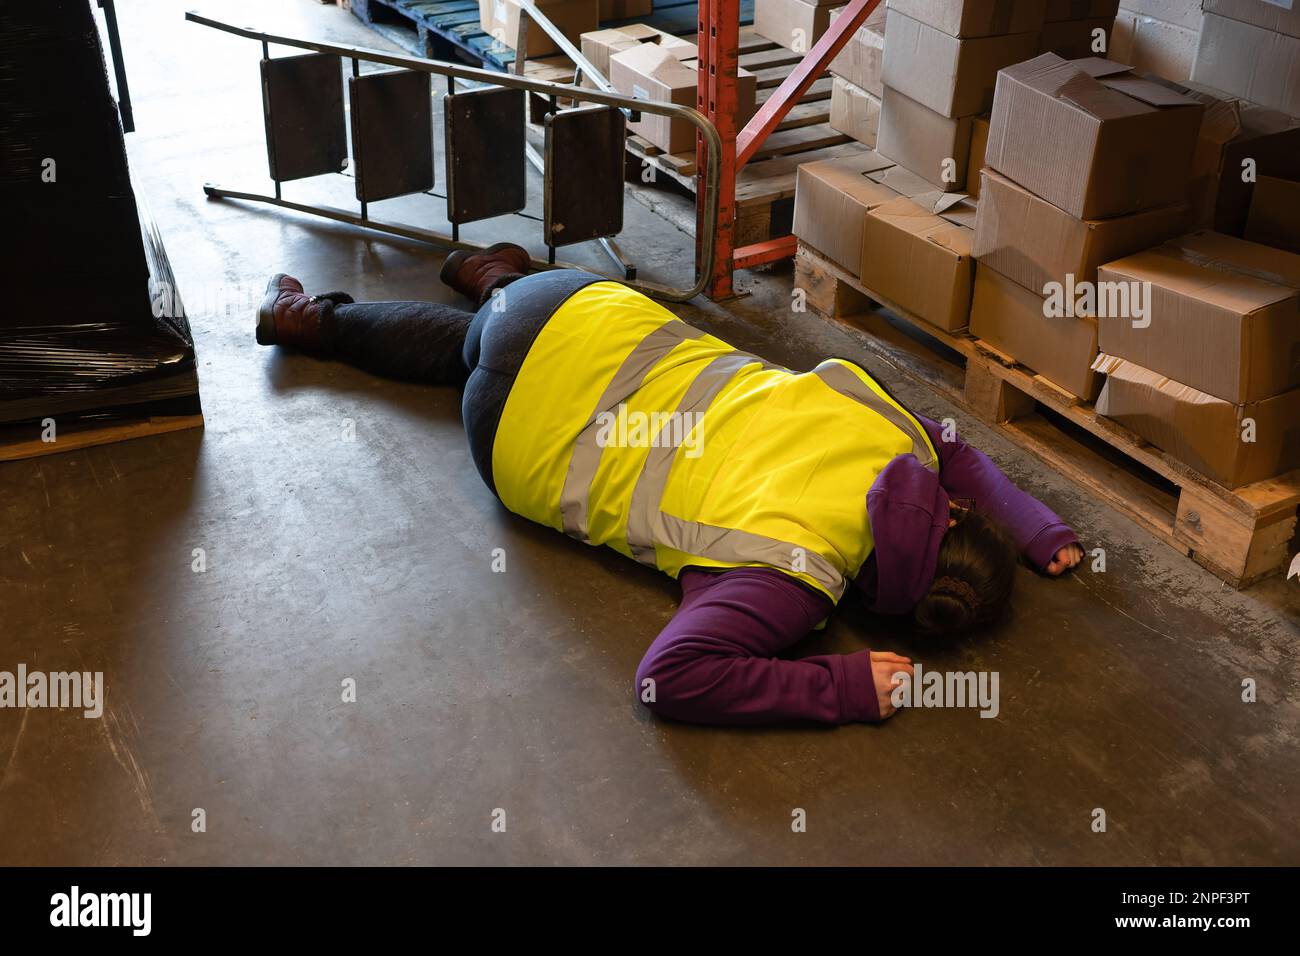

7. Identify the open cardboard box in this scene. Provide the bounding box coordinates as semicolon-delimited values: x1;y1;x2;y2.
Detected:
985;53;1204;220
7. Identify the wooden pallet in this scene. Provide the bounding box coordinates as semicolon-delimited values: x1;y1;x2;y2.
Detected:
626;26;863;247
0;414;204;462
794;241;1300;588
351;0;753;69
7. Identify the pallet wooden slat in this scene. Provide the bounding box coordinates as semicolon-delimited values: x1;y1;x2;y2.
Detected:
792;242;1300;588
0;415;205;462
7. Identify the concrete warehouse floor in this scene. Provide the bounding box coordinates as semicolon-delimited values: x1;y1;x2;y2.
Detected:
1;0;1298;866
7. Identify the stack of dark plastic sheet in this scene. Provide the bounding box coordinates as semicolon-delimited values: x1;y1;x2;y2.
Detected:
0;0;200;428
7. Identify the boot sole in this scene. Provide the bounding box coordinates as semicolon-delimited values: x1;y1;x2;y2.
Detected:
256;273;287;346
438;242;531;293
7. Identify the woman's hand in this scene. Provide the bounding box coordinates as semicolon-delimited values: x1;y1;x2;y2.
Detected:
1046;543;1084;576
871;651;914;719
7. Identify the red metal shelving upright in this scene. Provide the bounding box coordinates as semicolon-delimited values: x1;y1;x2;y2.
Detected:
695;0;883;299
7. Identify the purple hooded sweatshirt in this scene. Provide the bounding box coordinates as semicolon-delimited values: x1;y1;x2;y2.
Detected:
633;416;1078;726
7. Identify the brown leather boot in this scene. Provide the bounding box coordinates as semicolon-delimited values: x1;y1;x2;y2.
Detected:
255;273;345;351
438;242;531;306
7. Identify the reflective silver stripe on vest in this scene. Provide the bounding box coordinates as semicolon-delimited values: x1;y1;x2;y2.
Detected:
653;514;848;601
625;352;757;566
812;360;938;471
620;352;848;600
559;319;711;540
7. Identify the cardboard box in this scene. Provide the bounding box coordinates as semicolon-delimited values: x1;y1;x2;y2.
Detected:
829;77;882;146
1097;236;1300;402
965;115;990;199
877;85;976;191
862;193;978;328
985;53;1204;219
1245;176;1300;254
829;5;887;97
1203;0;1300;39
882;10;1040;117
974;168;1188;291
1117;0;1202;31
970;264;1102;398
1142;76;1300;234
1048;0;1121;20
792;151;901;274
886;0;1048;37
1092;354;1300;487
1038;17;1115;59
598;0;653;20
580;25;696;89
755;0;844;52
860;195;975;331
479;0;598;58
1192;13;1300;117
611;44;754;153
1111;11;1198;82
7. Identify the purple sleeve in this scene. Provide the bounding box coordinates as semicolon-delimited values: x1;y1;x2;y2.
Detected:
862;455;950;614
919;416;1079;570
635;568;883;725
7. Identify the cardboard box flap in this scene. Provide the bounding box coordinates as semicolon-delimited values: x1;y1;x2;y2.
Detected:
848;149;898;177
1010;51;1078;85
1072;56;1132;78
913;190;978;227
931;191;968;215
1093;354;1230;408
621;23;665;41
865;163;936;198
937;197;978;230
1058;70;1150;121
612;41;695;85
1100;75;1201;109
1142;74;1243;144
871;196;972;256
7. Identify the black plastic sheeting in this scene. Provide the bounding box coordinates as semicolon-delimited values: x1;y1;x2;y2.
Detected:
1;0;199;426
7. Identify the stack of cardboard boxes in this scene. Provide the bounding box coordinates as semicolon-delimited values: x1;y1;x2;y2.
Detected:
827;5;887;147
582;23;696;88
969;54;1202;399
592;25;758;153
786;5;1300;488
755;0;847;52
793;150;979;332
1192;0;1300;118
1039;0;1119;57
1141;75;1300;235
877;0;1045;193
1094;233;1300;487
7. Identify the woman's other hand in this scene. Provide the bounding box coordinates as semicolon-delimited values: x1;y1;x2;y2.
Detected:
871;651;914;719
1046;543;1084;576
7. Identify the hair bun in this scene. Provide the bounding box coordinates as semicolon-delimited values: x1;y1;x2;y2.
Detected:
931;575;978;614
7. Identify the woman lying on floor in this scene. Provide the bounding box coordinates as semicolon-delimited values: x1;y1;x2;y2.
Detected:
256;243;1084;725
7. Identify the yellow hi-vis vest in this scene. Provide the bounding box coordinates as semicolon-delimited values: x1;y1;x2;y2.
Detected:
491;281;939;602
